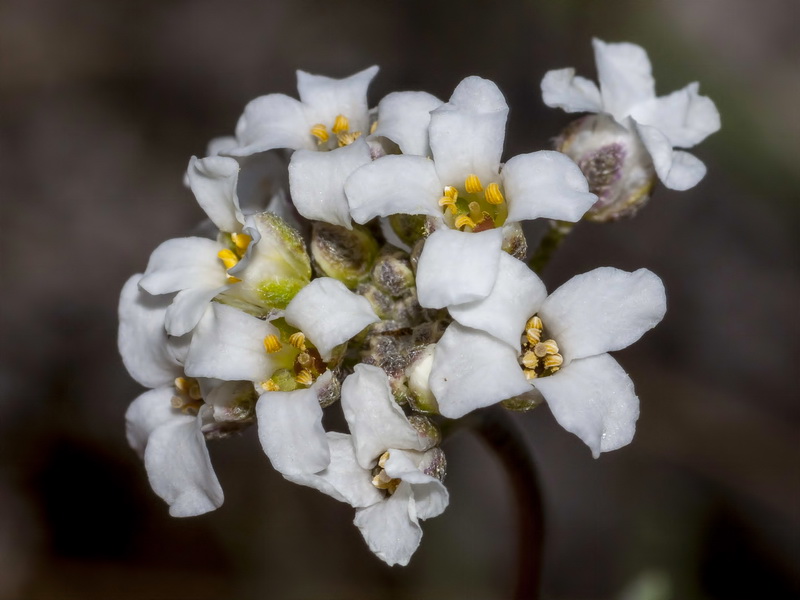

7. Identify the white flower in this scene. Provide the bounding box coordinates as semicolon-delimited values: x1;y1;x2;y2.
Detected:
184;279;379;474
345;76;596;308
229;67;379;228
428;254;667;457
541;38;720;191
119;275;224;517
284;364;448;566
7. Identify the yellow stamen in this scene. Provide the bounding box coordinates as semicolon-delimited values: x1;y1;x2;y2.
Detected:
443;186;458;201
526;315;543;332
231;233;251;254
485;182;505;205
525;328;541;345
188;382;202;400
263;334;282;353
295;369;314;387
337;131;362;147
454;215;476;231
369;120;378;135
541;339;560;355
438;196;455;208
218;249;239;271
522;351;539;370
378;451;390;468
543;354;563;370
226;275;242;284
174;377;191;393
289;332;307;350
332;114;350;134
310;124;329;144
465;174;483;193
524;369;538;380
261;379;280;392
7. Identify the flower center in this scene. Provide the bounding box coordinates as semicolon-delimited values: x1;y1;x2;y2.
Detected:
518;315;563;380
171;376;204;414
310;114;362;150
438;174;508;232
259;324;328;392
217;232;252;283
371;451;401;495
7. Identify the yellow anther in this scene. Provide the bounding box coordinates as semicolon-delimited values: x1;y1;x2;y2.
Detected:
378;451;390;468
337;130;362;147
369;120;378;135
218;248;239;271
310;124;329;144
174;377;191;393
522;351;539;370
332;114;350;134
443;186;458;201
543;353;563;370
525;328;542;345
263;334;282;353
438;196;455;208
231;233;251;254
289;332;307;350
295;369;314;387
261;379;280;392
454;215;476;231
188;381;202;400
485;182;505;205
526;315;543;332
465;174;483;193
524;369;538;380
226;275;242;284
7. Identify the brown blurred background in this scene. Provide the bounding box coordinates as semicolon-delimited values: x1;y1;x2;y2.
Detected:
1;0;798;598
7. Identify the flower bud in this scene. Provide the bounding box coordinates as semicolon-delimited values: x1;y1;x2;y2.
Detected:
417;447;446;482
406;344;439;414
407;414;441;450
556;114;657;222
310;222;379;289
372;251;415;297
501;222;527;260
228;212;312;310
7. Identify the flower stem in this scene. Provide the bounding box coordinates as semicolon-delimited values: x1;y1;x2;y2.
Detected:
447;407;544;599
527;220;575;274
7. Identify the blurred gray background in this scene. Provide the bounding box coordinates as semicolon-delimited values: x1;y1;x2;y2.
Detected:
0;0;797;598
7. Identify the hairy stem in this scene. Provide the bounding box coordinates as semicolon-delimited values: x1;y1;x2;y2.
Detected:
527;220;575;274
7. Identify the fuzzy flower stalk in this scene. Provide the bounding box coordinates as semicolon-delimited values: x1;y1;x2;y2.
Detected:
120;41;718;568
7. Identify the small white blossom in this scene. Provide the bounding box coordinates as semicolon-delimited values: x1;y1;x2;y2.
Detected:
541;38;720;192
345;76;596;308
283;364;448;566
429;254;667;457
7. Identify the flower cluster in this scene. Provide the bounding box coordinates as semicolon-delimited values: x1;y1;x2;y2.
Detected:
120;40;716;566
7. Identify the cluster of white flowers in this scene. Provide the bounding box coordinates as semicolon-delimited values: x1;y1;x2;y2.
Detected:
120;39;718;566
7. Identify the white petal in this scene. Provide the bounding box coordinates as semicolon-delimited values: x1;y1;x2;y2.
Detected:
232;93;313;155
144;412;224;516
184;303;280;382
354;482;421;566
341;364;424;469
539;267;666;361
635;123;707;190
345;155;442;224
285;432;384;507
164;284;229;337
256;371;331;476
415;228;504;309
296;66;379;135
629;82;720;148
288;138;372;228
187;155;244;233
373;91;443;156
449;253;547;350
592;38;655;121
429;76;508;186
532;353;639;457
503;150;596;224
383;450;448;521
125;386;179;457
284;278;379;361
206;136;237;156
139;237;228;295
118;275;181;388
429;323;531;419
540;68;603;113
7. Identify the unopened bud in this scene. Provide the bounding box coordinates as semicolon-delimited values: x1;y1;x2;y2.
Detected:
311;222;379;289
417;447;447;482
406;344;439;414
556;114;657;222
501;222;528;260
407;414;441;450
388;213;429;249
372;252;415;297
